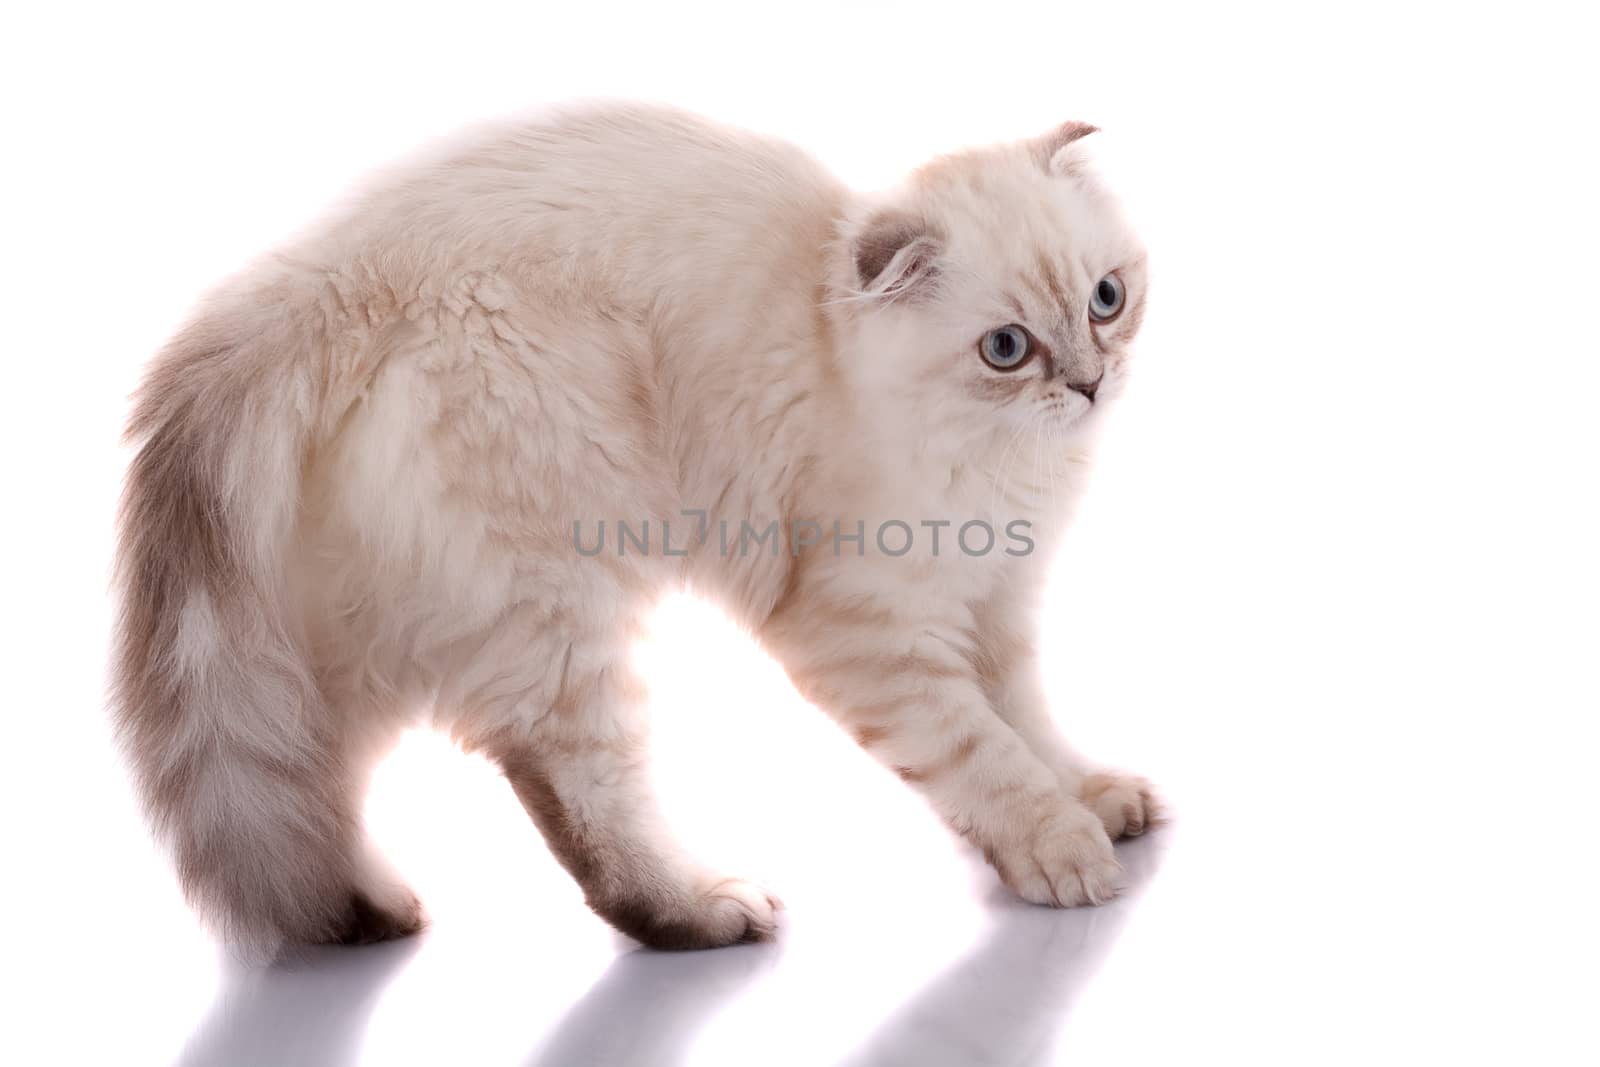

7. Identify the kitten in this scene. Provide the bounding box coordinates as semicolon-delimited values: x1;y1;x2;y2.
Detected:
114;102;1158;956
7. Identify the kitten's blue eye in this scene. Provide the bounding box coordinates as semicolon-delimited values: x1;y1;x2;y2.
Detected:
980;325;1032;370
1088;273;1125;322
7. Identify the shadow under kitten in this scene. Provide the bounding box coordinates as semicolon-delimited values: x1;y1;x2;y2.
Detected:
525;830;1168;1067
839;831;1169;1067
527;938;777;1066
176;937;421;1067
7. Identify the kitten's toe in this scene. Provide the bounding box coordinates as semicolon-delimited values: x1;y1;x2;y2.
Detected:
596;877;783;950
1080;773;1164;841
705;877;783;944
326;888;427;946
991;801;1124;908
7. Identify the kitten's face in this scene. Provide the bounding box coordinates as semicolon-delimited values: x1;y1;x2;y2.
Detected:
838;126;1147;487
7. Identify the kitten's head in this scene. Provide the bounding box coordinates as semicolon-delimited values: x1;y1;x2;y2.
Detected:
829;123;1147;473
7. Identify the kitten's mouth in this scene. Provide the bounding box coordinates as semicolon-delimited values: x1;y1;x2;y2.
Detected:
1042;393;1096;422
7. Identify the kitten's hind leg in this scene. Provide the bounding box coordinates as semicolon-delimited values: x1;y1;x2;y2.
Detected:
477;652;779;950
138;671;423;957
305;668;429;947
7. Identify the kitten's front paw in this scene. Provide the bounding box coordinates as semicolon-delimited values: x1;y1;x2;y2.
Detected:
989;801;1123;907
1080;773;1163;840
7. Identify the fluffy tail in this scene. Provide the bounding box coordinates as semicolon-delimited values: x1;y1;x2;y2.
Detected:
112;280;410;955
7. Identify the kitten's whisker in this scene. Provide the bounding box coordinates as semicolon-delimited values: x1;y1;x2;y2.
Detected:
1047;421;1065;517
988;415;1034;522
1001;411;1041;515
1036;415;1049;505
987;417;1022;518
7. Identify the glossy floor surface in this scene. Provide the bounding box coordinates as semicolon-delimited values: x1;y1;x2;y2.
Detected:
16;671;1597;1067
170;833;1167;1067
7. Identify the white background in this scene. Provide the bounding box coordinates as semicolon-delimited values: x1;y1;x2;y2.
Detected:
4;2;1597;1064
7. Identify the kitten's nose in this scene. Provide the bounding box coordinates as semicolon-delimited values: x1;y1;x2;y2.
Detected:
1071;373;1104;403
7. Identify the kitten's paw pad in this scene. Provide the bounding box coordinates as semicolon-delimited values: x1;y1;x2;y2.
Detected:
327;887;426;946
1081;773;1163;840
992;805;1123;908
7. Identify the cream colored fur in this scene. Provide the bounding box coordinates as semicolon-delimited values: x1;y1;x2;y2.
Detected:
113;102;1157;956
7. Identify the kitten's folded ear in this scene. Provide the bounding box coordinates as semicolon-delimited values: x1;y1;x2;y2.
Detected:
1038;121;1100;177
851;209;942;300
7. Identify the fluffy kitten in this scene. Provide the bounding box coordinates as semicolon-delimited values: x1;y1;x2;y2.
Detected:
114;102;1157;955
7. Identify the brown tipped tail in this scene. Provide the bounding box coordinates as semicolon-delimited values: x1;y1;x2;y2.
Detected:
112;296;397;956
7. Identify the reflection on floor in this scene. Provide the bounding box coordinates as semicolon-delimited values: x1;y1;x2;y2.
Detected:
179;939;423;1067
174;834;1166;1067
